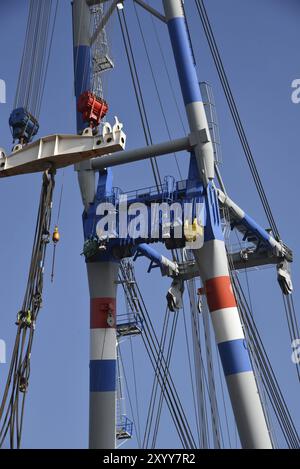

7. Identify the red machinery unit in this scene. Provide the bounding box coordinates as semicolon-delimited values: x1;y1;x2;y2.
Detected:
77;91;108;128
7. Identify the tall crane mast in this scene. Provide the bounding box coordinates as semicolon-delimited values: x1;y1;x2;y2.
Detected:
72;0;120;449
163;0;271;449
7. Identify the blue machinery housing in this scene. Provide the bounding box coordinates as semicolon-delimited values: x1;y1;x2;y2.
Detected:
82;162;286;266
9;107;39;143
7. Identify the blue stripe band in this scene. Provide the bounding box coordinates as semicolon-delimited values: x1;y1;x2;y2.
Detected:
167;17;202;105
74;45;91;132
74;45;91;97
137;244;162;265
204;182;224;242
90;359;116;392
218;339;252;376
242;213;272;246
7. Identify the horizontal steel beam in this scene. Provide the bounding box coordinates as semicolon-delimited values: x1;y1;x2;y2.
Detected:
177;249;281;281
0;124;126;177
90;135;191;171
229;250;280;270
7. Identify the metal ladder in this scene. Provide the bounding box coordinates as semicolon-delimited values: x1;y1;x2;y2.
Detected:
116;259;144;338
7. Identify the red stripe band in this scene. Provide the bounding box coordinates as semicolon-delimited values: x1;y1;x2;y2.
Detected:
205;276;237;312
90;297;116;329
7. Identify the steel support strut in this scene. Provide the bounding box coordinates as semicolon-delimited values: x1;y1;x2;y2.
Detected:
73;0;117;449
163;0;272;448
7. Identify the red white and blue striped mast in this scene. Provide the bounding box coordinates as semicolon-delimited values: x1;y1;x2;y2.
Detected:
73;0;119;449
163;0;271;448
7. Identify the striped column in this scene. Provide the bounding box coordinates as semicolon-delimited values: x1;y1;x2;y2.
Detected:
72;0;92;133
87;260;119;449
163;0;272;448
73;0;117;448
194;240;272;448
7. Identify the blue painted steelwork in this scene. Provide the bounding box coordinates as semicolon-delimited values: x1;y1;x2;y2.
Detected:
90;359;117;392
74;45;92;133
218;339;252;376
135;243;178;275
167;18;203;106
82;171;205;260
83;170;281;263
135;243;163;270
204;183;223;242
9;107;39;143
217;188;287;257
241;213;276;246
186;152;203;195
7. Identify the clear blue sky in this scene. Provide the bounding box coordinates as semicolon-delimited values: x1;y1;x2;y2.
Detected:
0;0;299;448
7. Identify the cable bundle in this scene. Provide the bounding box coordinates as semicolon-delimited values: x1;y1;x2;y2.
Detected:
0;170;55;449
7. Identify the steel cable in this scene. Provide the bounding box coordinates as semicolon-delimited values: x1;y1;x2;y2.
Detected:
117;8;162;189
119;261;196;448
0;170;55;448
193;0;280;239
